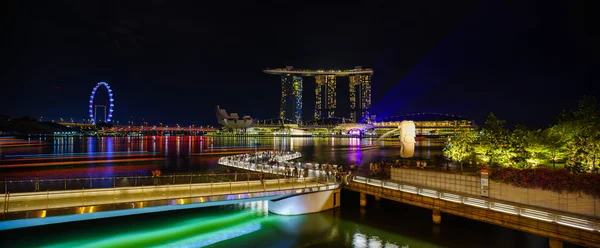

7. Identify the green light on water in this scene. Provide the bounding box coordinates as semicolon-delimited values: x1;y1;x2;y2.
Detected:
15;201;438;248
42;211;262;248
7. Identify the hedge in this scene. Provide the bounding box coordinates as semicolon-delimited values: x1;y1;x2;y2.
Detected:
490;167;600;198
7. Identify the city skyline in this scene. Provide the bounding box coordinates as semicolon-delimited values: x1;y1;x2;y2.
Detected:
1;2;599;247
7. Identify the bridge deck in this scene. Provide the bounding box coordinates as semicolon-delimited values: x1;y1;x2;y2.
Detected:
0;151;339;227
1;177;335;214
347;176;600;247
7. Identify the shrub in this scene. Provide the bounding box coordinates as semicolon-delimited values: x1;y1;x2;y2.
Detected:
490;167;600;197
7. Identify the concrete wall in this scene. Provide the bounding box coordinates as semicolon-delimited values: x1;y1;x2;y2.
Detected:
390;168;480;196
268;188;340;215
390;168;600;218
489;182;600;218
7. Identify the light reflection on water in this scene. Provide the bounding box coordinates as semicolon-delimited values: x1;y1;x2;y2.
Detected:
0;134;557;248
0;199;432;247
0;136;444;179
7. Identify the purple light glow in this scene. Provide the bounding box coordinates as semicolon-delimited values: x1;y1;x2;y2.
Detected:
348;130;361;135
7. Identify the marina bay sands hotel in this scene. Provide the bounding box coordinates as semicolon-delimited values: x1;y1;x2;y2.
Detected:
264;66;373;124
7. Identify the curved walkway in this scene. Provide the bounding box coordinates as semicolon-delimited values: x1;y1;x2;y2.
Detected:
0;151;343;230
217;151;347;184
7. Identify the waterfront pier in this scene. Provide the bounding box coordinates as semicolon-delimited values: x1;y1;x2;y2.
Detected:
346;175;600;248
0;152;339;230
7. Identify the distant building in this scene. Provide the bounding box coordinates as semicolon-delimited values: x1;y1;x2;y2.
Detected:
215;105;256;131
264;66;373;123
371;113;475;136
279;73;303;124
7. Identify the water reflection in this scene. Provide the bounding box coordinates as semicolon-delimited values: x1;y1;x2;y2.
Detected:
0;136;561;248
0;194;554;248
0;136;444;180
400;142;415;158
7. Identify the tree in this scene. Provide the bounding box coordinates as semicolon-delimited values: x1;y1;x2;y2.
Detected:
508;125;530;168
478;113;512;167
456;97;598;172
555;96;600;173
444;129;477;173
566;134;600;173
526;128;567;169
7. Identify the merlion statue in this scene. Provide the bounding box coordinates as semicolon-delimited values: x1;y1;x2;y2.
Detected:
399;120;416;158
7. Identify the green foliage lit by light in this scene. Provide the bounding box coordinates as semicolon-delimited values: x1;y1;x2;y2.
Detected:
556;96;600;173
525;127;567;169
473;113;514;167
442;96;600;174
443;129;477;172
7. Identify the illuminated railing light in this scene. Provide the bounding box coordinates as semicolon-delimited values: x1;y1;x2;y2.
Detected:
490;202;518;215
440;193;462;203
555;215;595;231
463;197;488;208
558;221;597;232
520;208;554;222
367;179;382;186
383;182;399;190
418;188;439;198
400;185;418;194
353;176;367;183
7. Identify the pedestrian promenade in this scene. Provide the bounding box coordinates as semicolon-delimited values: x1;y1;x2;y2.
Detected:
0;151;338;228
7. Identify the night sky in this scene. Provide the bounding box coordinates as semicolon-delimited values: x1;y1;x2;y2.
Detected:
1;1;598;128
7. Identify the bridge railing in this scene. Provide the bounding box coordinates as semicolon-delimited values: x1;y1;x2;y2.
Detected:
0;172;321;194
218;152;344;184
0;175;339;215
350;176;600;233
0;151;312;195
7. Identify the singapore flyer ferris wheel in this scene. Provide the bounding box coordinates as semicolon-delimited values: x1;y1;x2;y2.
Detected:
89;82;114;124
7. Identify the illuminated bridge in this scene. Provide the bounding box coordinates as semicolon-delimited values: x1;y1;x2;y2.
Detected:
0;153;339;230
217;152;346;182
56;123;217;133
347;174;600;248
220;151;600;247
113;126;217;134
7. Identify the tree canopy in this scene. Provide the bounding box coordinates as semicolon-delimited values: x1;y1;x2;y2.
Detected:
443;96;600;173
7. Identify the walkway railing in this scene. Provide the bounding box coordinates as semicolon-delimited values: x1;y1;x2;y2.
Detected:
0;173;282;194
218;151;344;184
1;175;338;215
0;152;307;195
0;150;342;218
351;176;600;233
